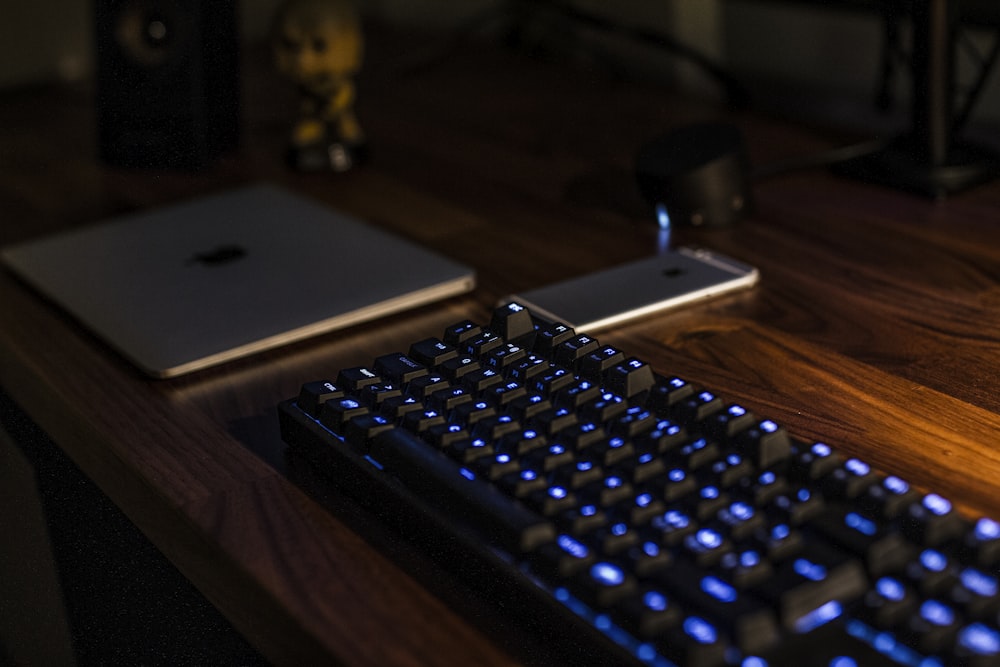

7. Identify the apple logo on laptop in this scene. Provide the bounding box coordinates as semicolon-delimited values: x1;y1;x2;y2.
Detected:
186;244;247;267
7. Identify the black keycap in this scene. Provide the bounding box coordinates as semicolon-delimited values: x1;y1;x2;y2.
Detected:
319;396;369;435
578;344;625;382
901;492;968;547
653;557;780;654
532;321;575;356
752;540;868;631
962;517;1000;568
733;418;792;468
526;484;579;517
858;575;919;628
343;413;395;451
810;505;915;575
615;586;682;639
370;428;554;553
530;534;594;578
574;561;637;608
821;457;880;500
463;331;503;357
647;375;696;413
442;320;481;346
490;301;536;343
553;333;600;368
483;342;528;372
789;441;842;481
438;354;481;381
408;337;458;367
297;380;344;417
702;403;756;441
604;357;657;398
859;474;922;520
357;382;402;409
671;389;724;426
336;366;382;392
657;615;729;667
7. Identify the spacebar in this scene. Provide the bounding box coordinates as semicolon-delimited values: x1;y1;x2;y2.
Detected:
370;428;556;554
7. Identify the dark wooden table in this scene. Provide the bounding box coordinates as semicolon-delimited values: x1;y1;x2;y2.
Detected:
2;24;999;666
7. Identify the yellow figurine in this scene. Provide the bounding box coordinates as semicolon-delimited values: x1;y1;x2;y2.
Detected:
271;0;366;171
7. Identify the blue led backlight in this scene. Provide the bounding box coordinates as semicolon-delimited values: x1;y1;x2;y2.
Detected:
695;529;723;550
920;600;955;626
883;476;910;494
655;202;671;230
845;458;870;476
701;576;737;603
845;512;877;536
920;549;948;572
959;623;1000;655
683;617;717;644
875;577;906;601
960;568;998;597
729;502;754;521
591;562;625;586
661;510;690;529
557;534;589;559
976;517;1000;541
549;485;568;499
923;493;952;516
793;558;827;581
829;658;857;667
793;600;842;633
811;443;832;457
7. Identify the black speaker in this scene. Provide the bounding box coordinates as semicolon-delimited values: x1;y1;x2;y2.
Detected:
635;122;752;228
94;0;239;168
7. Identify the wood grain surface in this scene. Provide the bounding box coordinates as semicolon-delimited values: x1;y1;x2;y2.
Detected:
1;23;998;666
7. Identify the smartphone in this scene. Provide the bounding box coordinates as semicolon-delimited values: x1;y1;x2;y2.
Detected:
504;247;759;331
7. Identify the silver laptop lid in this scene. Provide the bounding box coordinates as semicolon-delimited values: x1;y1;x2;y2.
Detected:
1;184;475;378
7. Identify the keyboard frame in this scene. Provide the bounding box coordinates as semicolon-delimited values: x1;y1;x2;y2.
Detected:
278;397;667;666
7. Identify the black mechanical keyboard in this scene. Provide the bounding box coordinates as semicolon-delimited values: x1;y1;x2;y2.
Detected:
277;302;1000;667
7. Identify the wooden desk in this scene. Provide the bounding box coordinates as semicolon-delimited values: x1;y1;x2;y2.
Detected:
2;25;999;666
